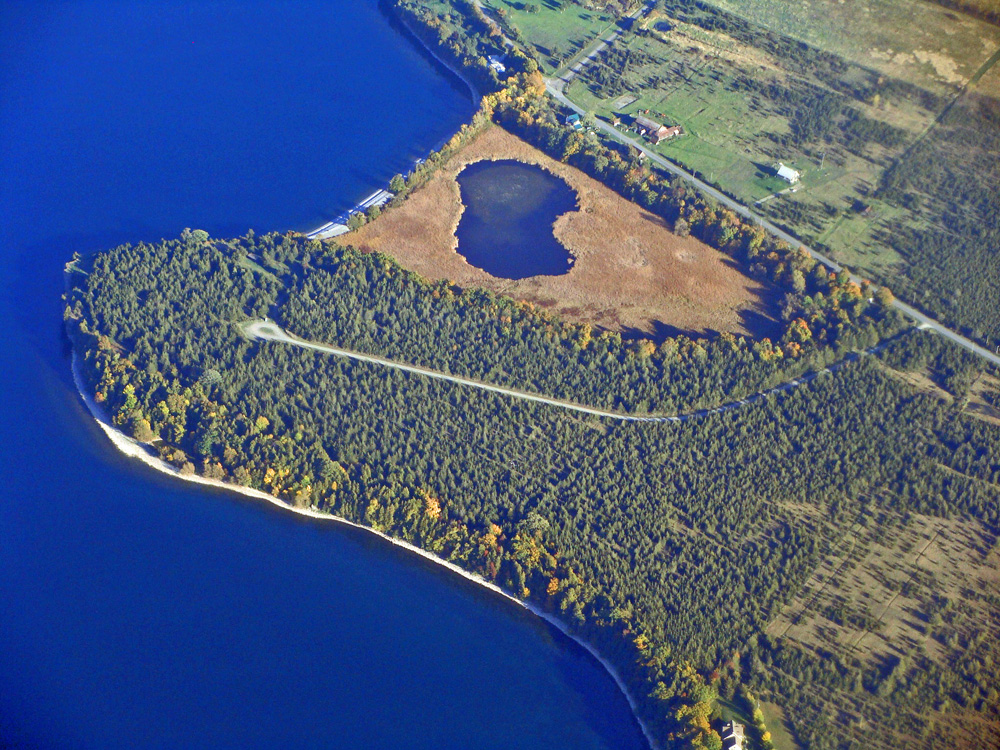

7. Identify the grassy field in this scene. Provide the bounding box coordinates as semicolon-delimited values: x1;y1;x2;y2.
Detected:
766;511;1000;668
699;0;1000;94
759;702;801;750
479;0;618;73
762;500;1000;748
344;124;780;339
564;21;931;271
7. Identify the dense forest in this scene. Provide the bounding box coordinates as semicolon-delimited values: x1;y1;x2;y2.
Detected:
281;242;898;416
876;86;1000;346
67;230;1000;750
62;1;1000;746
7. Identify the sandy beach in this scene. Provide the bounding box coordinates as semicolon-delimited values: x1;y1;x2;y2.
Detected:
70;351;659;750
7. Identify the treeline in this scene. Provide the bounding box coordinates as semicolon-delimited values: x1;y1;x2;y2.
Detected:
279;242;895;416
392;0;537;95
67;231;1000;749
731;75;908;157
876;88;1000;347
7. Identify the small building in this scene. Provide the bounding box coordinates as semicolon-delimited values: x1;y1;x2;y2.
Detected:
633;115;682;144
488;54;506;74
565;113;583;131
775;162;800;184
659;124;683;140
633;114;661;133
721;720;745;750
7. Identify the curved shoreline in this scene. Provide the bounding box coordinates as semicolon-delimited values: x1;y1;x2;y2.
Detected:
70;351;659;750
392;9;480;103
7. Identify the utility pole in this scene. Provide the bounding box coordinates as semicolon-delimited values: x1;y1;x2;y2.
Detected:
819;152;826;170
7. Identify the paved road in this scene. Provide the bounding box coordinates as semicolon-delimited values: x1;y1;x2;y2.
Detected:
545;83;1000;369
246;320;890;424
553;1;655;87
472;0;998;369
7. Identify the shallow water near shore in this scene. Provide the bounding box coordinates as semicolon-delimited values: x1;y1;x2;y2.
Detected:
0;2;648;749
456;160;577;279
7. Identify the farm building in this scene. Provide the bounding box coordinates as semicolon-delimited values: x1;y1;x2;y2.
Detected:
721;720;745;750
659;125;682;141
633;115;682;144
774;162;800;184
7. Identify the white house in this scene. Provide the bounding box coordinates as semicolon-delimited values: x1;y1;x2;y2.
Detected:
488;54;506;74
775;162;800;184
721;720;745;750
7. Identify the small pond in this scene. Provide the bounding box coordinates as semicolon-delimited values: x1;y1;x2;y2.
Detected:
455;160;577;279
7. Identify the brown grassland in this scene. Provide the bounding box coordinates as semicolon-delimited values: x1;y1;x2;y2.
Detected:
766;507;1000;748
342;125;779;340
767;512;999;666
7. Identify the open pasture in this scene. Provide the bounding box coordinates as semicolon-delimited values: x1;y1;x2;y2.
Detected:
699;0;1000;94
480;0;617;73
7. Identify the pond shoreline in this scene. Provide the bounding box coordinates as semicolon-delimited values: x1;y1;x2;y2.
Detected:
69;349;659;750
454;159;578;279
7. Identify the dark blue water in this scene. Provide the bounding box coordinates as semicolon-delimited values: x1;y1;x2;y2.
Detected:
0;2;647;749
456;160;577;279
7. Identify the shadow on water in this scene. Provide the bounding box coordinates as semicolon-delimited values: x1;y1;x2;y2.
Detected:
455;160;578;280
377;0;475;104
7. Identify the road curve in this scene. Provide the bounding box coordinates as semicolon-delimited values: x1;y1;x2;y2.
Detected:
544;82;1000;369
245;320;886;424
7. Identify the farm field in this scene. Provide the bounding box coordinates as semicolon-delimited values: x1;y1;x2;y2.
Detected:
564;19;929;264
342;124;781;339
556;3;1000;345
699;0;999;95
479;0;619;73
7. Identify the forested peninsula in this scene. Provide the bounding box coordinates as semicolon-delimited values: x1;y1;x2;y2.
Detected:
64;1;1000;748
66;227;1000;750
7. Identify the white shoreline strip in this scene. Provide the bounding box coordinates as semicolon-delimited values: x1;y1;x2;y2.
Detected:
71;351;659;750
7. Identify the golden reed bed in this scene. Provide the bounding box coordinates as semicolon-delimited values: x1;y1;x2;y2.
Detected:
343;125;778;339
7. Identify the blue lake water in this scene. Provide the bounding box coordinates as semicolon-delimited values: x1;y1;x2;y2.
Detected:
456;160;576;279
0;2;647;748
